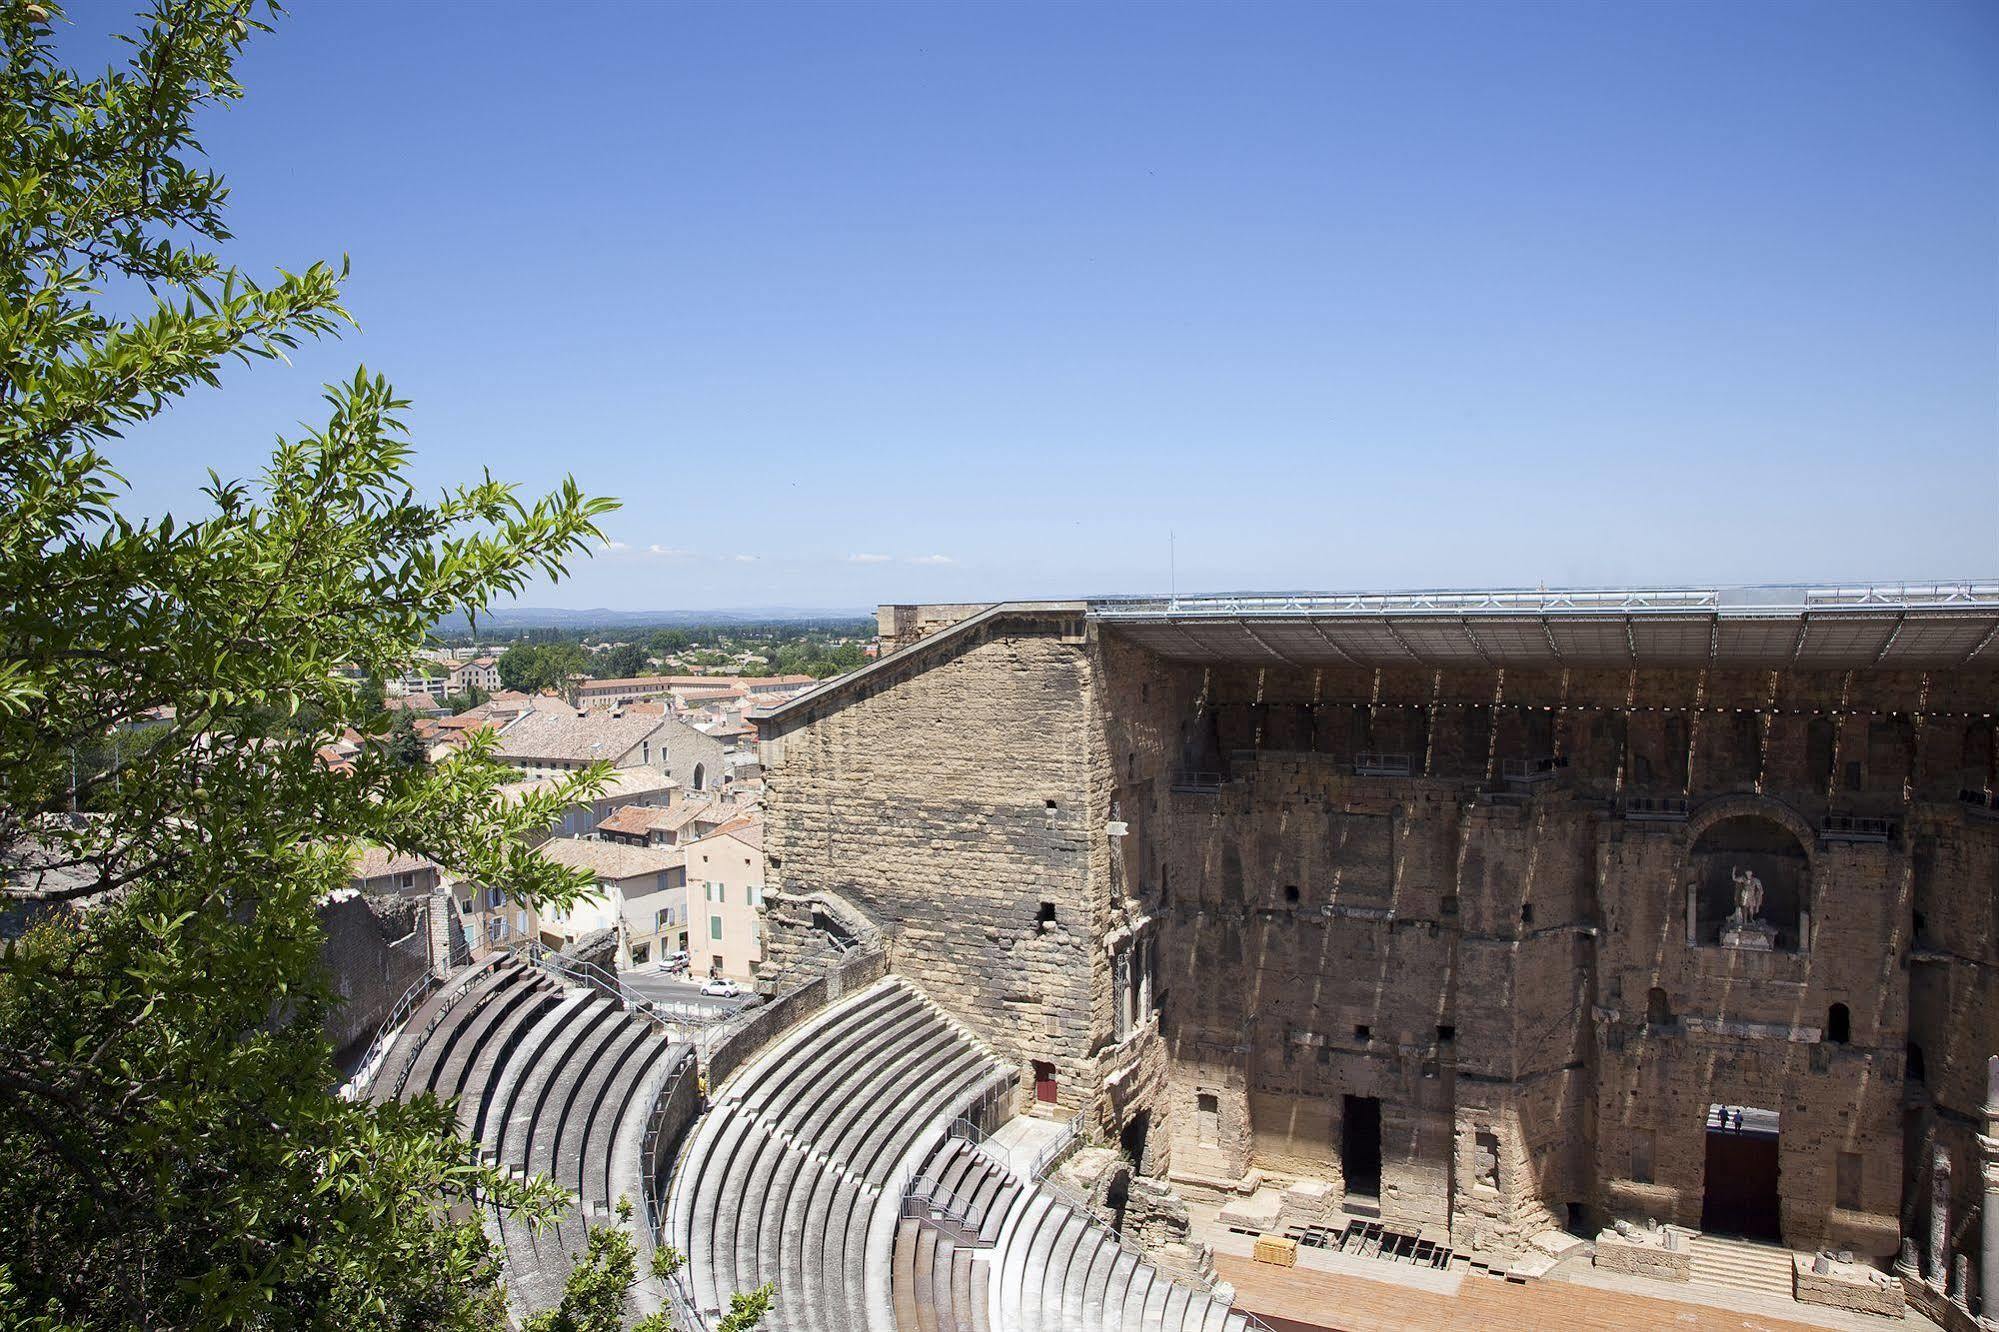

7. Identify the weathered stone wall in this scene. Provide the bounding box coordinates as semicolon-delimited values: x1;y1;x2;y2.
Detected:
320;890;433;1065
760;612;1103;1105
758;607;1999;1266
1904;808;1999;1289
1111;655;1998;1258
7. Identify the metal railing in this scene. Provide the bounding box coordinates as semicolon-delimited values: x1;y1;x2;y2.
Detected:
639;1050;706;1328
639;1050;696;1234
1820;814;1894;844
901;1175;994;1248
1027;1107;1085;1179
1620;795;1690;822
1170;770;1225;793
1353;752;1413;777
1501;755;1565;784
525;941;727;1029
1092;587;1728;617
372;954;507;1101
339;965;442;1100
1960;788;1999;819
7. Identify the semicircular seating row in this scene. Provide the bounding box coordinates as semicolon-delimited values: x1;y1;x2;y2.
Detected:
666;975;1247;1332
891;1135;1250;1332
372;955;687;1319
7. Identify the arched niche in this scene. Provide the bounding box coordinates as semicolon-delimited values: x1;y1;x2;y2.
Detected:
1685;806;1812;952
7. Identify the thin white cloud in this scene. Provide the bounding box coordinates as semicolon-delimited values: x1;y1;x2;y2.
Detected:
731;554;759;563
906;554;956;565
846;553;892;564
647;544;695;559
600;539;630;552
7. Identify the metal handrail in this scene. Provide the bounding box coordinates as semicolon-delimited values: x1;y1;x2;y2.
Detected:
525;941;726;1028
1353;752;1412;777
340;965;441;1100
1820;814;1894;843
638;1050;707;1330
900;1175;992;1248
390;955;508;1100
1501;755;1565;783
1027;1107;1084;1179
1621;795;1691;821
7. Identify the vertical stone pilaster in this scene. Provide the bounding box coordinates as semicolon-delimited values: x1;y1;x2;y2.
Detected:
1932;1146;1952;1290
1978;1055;1998;1327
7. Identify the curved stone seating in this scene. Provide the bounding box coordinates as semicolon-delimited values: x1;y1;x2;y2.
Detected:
883;1121;1247;1332
667;977;1010;1331
371;956;685;1320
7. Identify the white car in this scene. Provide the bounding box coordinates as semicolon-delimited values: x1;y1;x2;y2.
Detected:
699;977;742;999
657;950;690;973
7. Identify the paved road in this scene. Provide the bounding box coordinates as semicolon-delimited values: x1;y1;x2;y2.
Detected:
617;966;761;1018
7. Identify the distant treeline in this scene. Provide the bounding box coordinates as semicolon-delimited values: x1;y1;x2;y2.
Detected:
433;617;875;647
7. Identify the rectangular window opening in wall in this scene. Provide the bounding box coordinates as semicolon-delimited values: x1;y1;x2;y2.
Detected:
1037;902;1056;932
1520;903;1534;924
1353;1024;1371;1042
1474;1129;1501;1191
1196;1092;1220;1147
1436;1025;1455;1042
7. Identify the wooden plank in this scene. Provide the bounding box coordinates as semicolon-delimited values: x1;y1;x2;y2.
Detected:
1215;1254;1881;1332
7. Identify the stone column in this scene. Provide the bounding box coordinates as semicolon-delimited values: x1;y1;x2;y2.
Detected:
1979;1055;1998;1327
1931;1145;1952;1290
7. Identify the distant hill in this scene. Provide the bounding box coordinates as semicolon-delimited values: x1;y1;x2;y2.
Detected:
434;606;875;633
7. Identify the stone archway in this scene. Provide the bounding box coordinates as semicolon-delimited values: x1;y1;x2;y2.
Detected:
1683;799;1815;953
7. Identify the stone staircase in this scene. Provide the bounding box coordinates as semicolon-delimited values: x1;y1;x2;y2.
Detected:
1687;1233;1795;1298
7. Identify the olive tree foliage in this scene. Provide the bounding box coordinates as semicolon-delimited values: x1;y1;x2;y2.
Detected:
0;2;674;1326
525;1203;772;1332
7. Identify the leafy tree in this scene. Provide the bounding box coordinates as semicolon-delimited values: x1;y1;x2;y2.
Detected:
592;643;648;680
645;628;690;655
441;684;490;714
384;708;430;769
0;2;718;1327
498;642;587;694
524;1204;770;1332
498;643;545;693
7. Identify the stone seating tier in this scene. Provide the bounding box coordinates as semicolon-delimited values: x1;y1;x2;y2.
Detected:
373;957;683;1321
667;974;1250;1332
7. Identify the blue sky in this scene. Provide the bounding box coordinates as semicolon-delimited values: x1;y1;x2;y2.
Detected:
82;0;1998;610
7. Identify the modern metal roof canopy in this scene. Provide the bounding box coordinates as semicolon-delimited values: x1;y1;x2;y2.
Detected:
1088;582;1999;670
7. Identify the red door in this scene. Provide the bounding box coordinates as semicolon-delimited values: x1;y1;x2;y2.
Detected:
1032;1060;1058;1104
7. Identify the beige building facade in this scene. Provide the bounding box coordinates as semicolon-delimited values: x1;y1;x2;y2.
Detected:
688;819;766;981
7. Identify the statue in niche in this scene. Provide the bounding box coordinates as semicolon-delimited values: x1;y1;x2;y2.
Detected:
1722;865;1777;951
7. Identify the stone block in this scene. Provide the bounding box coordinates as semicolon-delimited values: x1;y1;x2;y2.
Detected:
1593;1227;1690;1282
1279;1178;1338;1228
1793;1252;1906;1317
1218;1188;1284;1233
